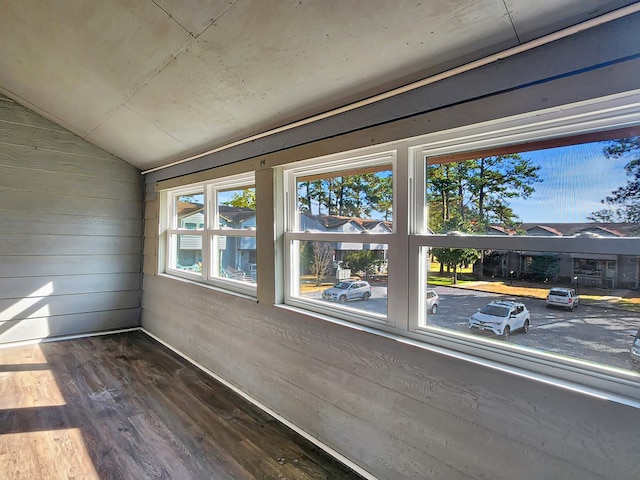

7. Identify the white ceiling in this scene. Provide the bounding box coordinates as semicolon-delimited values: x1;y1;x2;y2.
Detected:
0;0;636;171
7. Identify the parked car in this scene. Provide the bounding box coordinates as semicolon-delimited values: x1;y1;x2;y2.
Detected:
631;329;640;363
468;300;530;338
322;280;371;303
426;289;439;314
546;287;579;311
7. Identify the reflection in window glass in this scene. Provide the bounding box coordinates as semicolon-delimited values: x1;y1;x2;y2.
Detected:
213;236;257;283
295;241;388;317
422;247;640;371
296;168;393;231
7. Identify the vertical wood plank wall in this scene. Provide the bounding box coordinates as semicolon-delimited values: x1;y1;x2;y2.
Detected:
0;95;142;343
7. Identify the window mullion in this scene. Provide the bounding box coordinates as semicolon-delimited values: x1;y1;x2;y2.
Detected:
387;147;408;330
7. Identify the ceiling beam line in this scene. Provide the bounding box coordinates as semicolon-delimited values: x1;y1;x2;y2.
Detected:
142;3;640;176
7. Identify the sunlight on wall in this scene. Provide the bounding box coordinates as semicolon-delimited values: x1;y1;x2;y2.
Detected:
0;282;54;322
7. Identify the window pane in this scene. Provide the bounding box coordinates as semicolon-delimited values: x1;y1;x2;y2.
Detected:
296;241;388;317
425;137;640;237
421;247;640;371
213;236;257;283
217;187;256;230
296;167;393;232
169;234;202;273
175;193;204;230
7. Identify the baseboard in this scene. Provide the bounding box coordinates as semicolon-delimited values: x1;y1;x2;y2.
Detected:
0;327;142;350
139;327;376;480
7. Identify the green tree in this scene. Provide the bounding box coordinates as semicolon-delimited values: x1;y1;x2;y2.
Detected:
298;172;393;219
589;137;640;223
223;189;256;209
528;254;560;282
427;155;541;233
365;174;393;221
432;247;480;285
427;163;460;231
428;217;480;281
343;250;382;281
465;154;541;228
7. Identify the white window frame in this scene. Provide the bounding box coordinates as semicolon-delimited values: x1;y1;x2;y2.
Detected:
278;90;640;402
282;151;399;327
165;185;206;280
163;172;257;297
406;92;640;400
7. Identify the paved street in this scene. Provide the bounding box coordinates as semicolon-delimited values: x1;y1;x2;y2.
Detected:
302;284;640;371
429;286;639;371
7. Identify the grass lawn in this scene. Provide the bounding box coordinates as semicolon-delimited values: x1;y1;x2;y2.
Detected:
456;280;640;312
426;274;475;286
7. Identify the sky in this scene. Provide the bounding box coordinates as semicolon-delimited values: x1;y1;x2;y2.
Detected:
183;140;632;224
505;141;629;223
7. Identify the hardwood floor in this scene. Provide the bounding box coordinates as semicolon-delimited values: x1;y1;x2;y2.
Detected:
0;331;363;479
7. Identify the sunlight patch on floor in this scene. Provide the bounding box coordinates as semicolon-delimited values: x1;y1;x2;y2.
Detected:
0;429;99;480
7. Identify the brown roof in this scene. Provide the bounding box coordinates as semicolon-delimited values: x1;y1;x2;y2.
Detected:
177;201;203;218
519;222;638;237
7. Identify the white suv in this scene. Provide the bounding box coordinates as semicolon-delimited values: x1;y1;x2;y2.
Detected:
468;301;530;338
546;288;579;311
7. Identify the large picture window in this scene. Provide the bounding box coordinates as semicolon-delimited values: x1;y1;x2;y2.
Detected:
413;136;639;374
402;93;640;399
163;173;257;296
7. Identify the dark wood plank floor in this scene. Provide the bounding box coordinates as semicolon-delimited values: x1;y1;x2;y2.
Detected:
0;331;363;480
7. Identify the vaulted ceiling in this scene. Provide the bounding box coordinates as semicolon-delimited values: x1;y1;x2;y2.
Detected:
0;0;636;171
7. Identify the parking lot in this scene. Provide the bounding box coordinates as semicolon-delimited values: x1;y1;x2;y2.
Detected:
302;284;640;371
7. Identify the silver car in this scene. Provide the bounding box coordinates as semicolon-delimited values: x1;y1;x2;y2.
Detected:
546;287;579;311
322;280;371;303
426;289;440;314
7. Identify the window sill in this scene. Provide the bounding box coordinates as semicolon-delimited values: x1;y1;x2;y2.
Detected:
157;272;258;302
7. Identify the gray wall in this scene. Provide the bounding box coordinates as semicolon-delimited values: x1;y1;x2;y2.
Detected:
142;274;638;480
142;16;640;480
0;95;142;343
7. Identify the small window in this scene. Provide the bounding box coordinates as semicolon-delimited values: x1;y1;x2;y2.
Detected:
163;173;257;295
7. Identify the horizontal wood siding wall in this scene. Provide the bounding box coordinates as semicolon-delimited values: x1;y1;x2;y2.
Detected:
142;274;638;480
0;95;142;343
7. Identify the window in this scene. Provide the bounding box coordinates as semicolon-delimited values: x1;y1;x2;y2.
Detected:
275;93;640;399
413;135;640;376
158;92;640;400
282;152;395;325
163;172;257;295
